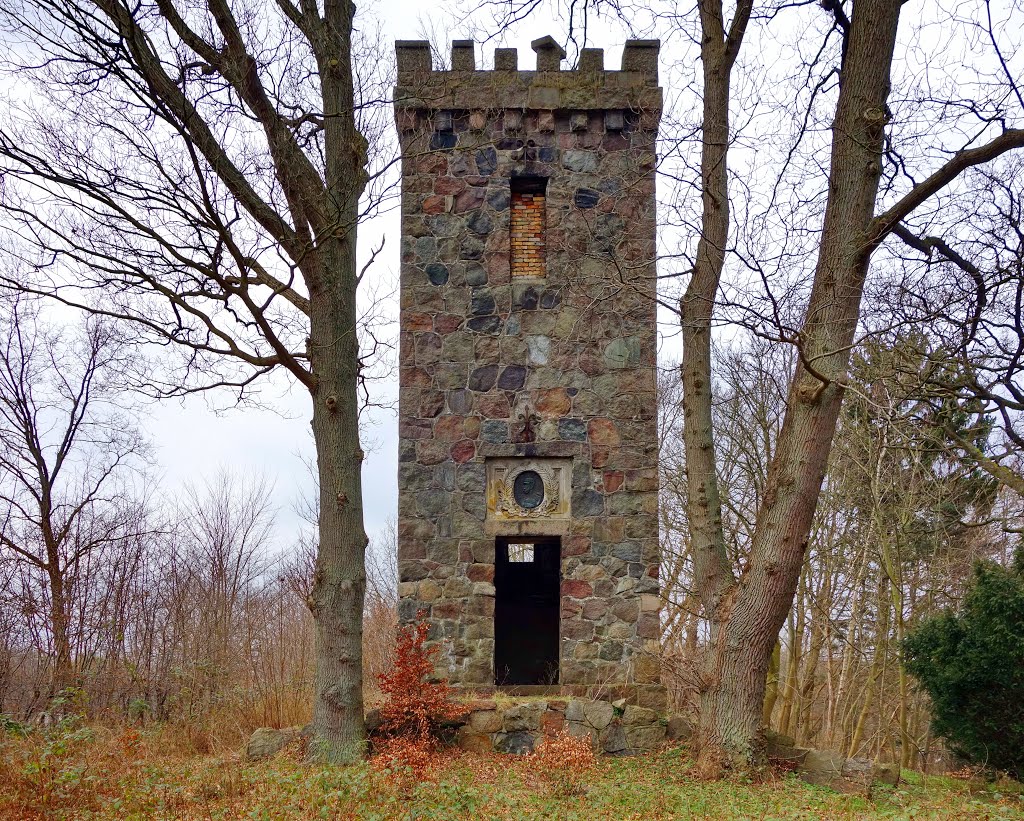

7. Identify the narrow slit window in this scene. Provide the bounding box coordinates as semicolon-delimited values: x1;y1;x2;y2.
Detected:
510;177;547;278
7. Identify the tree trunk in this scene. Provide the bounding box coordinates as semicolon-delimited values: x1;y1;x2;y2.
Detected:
307;234;368;762
778;570;807;735
692;0;903;772
762;639;781;725
47;567;74;702
848;570;889;756
304;0;370;762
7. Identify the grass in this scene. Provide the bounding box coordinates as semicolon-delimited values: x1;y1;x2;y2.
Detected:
2;720;1022;820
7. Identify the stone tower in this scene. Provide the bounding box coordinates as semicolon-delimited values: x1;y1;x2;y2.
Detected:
394;36;662;709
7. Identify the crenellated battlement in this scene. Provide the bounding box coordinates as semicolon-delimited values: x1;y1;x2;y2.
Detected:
394;37;661;114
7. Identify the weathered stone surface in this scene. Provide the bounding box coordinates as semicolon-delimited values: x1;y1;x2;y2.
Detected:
525;335;551;365
601;723;628;754
496;364;526;390
503;702;545;731
536;387;571;417
468;365;498;392
604;336;641;368
563;150;598;172
494;731;535;755
245;726;302;760
624;723;666;752
540;710;565;735
802;749;845;775
665;715;692;741
871;761;900;786
581;699;615;730
469;710;503;733
621;705;658;726
457;728;494;753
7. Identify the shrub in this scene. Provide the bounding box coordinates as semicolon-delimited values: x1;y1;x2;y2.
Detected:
530;729;597;796
1;711;99;815
903;552;1024;778
374;618;463;773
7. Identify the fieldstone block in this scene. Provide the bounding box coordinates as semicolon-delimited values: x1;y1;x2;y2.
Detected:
540;710;565;735
872;762;900;785
802;749;845;775
470;291;496;316
467;316;502;334
621;705;659;726
573;488;604;516
475;147;498;175
469;710;503;733
581;699;614;730
497;364;527;390
468;364;499;391
457;728;494;753
460;236;484;259
563;150;597;172
798;755;899;789
558;418;587;441
624;724;665;752
424;263;449;285
480;420;508;443
503;702;544;731
486;187;511;211
604;336;642;368
601;723;628;754
666;715;692;741
526;335;550;364
494;731;534;755
464;262;488;286
245;726;303;760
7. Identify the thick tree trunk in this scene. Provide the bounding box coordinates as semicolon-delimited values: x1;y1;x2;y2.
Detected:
307;235;368;762
682;0;753;773
47;567;74;701
304;0;370;762
692;0;903;773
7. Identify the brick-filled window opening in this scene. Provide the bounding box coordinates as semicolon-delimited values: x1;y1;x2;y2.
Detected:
510;177;547;278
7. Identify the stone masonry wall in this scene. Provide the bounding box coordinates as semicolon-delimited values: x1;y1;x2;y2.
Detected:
394;38;662;709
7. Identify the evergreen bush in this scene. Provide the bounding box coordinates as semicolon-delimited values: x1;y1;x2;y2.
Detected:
903;551;1024;778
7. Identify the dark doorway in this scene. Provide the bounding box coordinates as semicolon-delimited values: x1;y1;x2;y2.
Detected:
494;536;561;685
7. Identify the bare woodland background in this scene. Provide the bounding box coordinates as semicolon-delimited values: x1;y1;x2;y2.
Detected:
0;0;1022;772
0;306;1019;770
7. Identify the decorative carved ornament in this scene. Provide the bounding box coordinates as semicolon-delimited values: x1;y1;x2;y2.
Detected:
486;458;571;521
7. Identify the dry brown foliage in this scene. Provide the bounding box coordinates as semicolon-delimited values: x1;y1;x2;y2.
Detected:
530;729;598;796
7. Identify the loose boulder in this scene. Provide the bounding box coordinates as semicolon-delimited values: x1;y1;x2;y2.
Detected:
245;726;304;761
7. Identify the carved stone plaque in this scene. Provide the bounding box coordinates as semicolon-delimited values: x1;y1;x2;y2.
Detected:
513;470;544;509
486;458;571;522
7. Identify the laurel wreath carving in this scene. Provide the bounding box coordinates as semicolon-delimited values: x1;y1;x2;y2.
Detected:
496;463;561;518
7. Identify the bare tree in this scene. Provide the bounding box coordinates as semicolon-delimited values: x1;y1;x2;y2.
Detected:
0;0;394;758
0;301;148;706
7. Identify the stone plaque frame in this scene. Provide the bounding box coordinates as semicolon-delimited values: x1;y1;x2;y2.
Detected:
486;458;571;535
